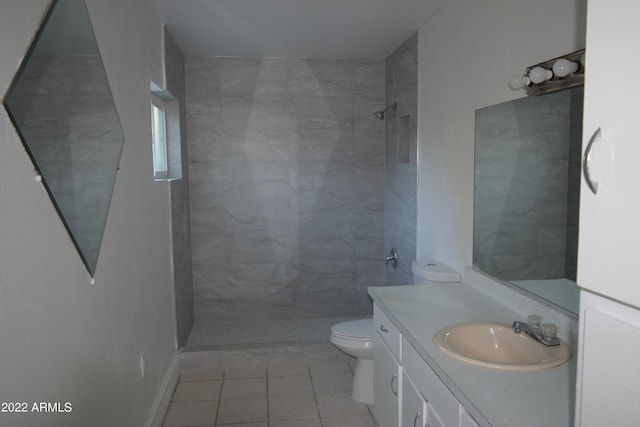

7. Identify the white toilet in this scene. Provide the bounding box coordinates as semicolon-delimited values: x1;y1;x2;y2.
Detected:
329;259;461;405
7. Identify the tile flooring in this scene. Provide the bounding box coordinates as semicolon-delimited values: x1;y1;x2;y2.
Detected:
163;344;378;427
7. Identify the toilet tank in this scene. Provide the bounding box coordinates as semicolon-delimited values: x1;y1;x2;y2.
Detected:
411;260;461;285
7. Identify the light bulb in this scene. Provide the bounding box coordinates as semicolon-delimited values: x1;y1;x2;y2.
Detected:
529;67;552;84
508;75;529;90
552;58;578;77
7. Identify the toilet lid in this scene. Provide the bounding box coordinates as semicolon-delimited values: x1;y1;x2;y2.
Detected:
331;319;373;341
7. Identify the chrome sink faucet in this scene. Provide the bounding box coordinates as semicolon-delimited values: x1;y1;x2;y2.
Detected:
513;319;560;346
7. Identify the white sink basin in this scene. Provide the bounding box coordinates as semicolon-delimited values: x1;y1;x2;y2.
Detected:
432;322;572;371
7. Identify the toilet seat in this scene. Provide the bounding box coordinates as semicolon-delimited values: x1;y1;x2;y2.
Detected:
331;319;373;341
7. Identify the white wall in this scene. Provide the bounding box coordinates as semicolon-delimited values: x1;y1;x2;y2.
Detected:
0;1;177;426
416;0;586;276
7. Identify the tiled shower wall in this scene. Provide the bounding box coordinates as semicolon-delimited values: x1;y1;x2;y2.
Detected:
186;58;385;322
164;31;195;347
385;33;418;285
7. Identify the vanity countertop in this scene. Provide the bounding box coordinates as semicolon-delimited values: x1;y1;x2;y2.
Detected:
368;283;576;427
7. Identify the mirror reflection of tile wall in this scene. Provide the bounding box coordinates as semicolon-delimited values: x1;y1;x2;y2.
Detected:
3;0;124;276
474;87;583;282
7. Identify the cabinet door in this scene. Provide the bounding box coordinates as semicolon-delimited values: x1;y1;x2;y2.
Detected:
401;371;426;427
576;291;640;426
426;404;444;427
578;0;640;308
374;332;401;427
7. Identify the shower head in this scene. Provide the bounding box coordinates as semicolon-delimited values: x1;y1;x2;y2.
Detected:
374;102;397;120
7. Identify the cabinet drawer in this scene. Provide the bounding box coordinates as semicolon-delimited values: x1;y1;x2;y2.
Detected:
374;304;402;360
402;338;459;425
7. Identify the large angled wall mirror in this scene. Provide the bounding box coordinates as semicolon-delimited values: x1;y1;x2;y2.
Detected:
3;0;124;277
473;86;583;315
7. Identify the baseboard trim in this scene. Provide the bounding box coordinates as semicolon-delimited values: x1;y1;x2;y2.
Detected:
145;353;180;427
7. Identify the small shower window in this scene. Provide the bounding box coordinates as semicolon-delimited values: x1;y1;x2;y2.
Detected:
151;97;168;178
150;82;182;181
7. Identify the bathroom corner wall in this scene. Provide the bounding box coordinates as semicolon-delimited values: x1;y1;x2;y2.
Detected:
186;58;385;322
385;33;418;285
164;29;195;348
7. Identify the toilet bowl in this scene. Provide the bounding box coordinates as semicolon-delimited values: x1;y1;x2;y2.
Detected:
330;319;374;404
329;259;461;405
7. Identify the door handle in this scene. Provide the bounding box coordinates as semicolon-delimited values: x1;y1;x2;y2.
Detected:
390;373;398;395
413;410;422;427
583;127;601;194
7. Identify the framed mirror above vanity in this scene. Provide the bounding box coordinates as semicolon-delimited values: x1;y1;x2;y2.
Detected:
473;86;583;315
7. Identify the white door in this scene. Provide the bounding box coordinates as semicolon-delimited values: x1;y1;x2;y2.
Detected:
577;0;640;308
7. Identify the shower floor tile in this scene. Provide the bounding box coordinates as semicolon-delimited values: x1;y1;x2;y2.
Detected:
184;316;367;350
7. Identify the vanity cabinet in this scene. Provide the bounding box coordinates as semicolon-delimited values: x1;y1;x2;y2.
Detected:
373;304;480;427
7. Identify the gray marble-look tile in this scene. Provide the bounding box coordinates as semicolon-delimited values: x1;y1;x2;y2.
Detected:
293;260;355;293
289;96;354;129
288;59;355;97
221;161;290;193
185;56;220;100
297;210;354;239
355;161;385;198
354;96;385;131
354;60;385;98
187;111;222;134
186;57;385;325
225;229;293;265
384;32;418;286
223;262;295;299
221;97;292;131
222;129;290;163
220;57;288;99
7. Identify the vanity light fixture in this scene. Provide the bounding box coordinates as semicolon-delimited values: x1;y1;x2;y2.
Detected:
509;49;585;96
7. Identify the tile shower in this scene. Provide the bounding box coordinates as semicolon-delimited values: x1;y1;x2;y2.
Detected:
185;57;386;348
384;33;418;286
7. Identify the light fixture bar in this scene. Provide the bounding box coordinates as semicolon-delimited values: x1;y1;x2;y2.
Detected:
511;49;585;96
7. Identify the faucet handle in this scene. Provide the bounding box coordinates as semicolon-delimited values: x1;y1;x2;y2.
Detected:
527;314;542;328
542;323;558;341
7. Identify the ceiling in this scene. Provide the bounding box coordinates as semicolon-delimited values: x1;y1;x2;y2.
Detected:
148;0;446;59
